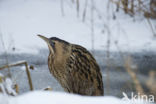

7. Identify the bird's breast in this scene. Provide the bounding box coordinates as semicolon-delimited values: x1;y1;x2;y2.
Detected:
48;55;66;78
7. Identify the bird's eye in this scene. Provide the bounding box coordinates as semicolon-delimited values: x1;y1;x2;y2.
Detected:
50;41;55;48
52;42;55;46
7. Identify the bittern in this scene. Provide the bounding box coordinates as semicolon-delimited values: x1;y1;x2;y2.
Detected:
38;35;104;96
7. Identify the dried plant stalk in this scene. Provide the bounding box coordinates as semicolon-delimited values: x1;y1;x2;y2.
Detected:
147;18;156;37
121;0;128;13
25;62;33;91
82;0;88;22
71;0;74;3
110;0;156;18
44;87;52;91
125;56;144;95
76;0;79;17
14;84;19;94
146;71;156;98
91;0;95;54
60;0;64;16
0;61;34;91
0;32;11;78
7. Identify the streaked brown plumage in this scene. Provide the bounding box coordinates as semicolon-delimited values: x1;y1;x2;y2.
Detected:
38;35;104;96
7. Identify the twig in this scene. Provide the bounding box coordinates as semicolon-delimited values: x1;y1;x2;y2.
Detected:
82;0;88;22
104;0;112;95
91;0;95;54
60;0;65;16
76;0;79;17
14;84;19;94
125;56;144;95
0;32;11;78
0;61;33;91
147;18;156;37
146;71;156;98
115;42;144;96
25;62;33;91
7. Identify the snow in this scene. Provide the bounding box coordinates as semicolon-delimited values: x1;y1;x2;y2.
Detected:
4;78;17;96
0;0;155;54
0;91;149;104
0;75;17;96
0;0;91;54
0;94;9;104
0;73;4;77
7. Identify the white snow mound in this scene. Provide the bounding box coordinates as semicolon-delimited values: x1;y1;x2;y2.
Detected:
0;91;150;104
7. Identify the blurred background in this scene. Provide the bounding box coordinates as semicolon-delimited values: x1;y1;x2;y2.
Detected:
0;0;156;100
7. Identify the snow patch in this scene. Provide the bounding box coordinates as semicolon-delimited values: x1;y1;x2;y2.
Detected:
2;91;149;104
0;0;156;54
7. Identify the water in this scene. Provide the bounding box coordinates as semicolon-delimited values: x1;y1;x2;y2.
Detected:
0;49;155;97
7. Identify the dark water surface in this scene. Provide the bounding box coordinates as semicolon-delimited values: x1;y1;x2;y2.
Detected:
0;49;156;97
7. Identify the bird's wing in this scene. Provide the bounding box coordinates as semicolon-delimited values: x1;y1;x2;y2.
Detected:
65;45;103;95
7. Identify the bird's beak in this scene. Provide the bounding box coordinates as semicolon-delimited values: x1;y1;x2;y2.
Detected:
38;34;55;54
37;34;49;43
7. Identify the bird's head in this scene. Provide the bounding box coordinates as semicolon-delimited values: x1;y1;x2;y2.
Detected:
38;34;70;56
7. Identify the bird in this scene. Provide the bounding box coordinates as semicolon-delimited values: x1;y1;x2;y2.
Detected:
38;34;104;96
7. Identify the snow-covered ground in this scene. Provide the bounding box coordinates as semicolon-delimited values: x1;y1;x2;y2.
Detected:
0;0;156;54
0;70;153;104
0;91;151;104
